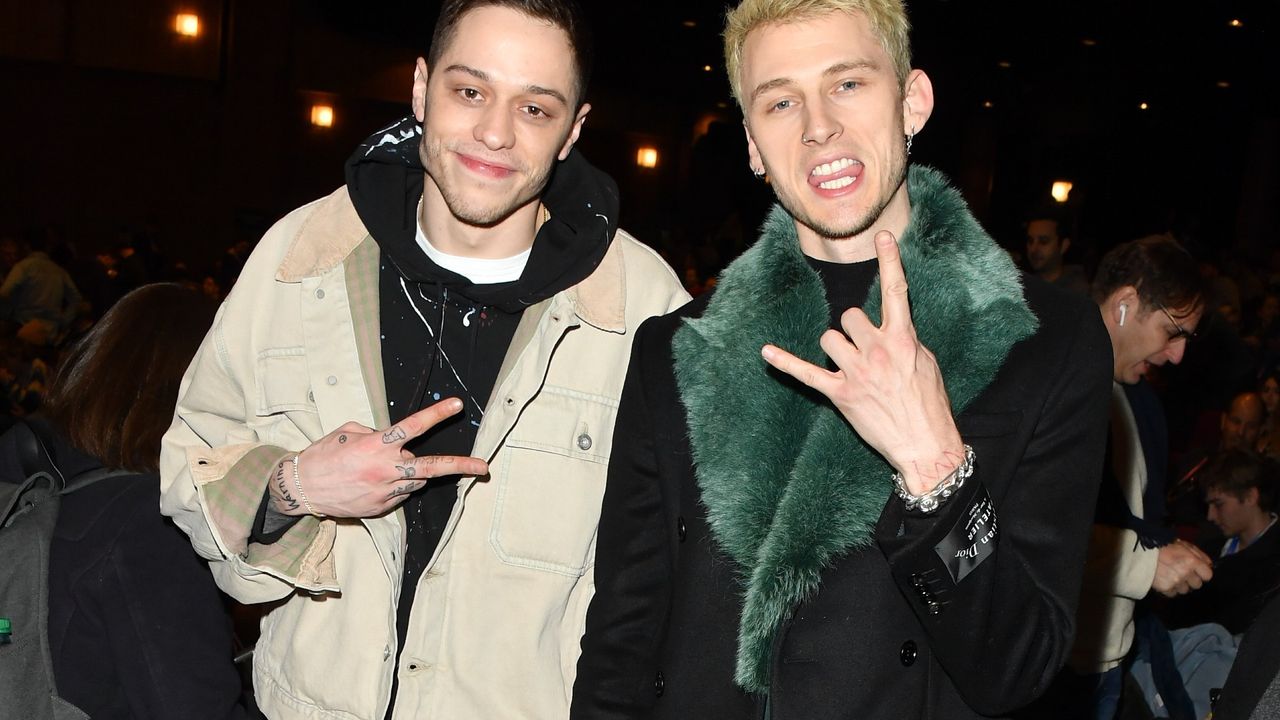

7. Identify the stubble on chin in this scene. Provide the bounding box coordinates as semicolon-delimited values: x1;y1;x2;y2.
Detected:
418;137;547;228
778;152;910;243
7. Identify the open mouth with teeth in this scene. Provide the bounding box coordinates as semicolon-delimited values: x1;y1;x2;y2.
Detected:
808;157;863;191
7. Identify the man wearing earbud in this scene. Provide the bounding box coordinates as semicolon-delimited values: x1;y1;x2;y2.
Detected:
1059;234;1214;718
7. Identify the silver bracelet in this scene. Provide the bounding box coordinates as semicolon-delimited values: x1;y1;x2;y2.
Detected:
892;445;976;514
291;454;325;517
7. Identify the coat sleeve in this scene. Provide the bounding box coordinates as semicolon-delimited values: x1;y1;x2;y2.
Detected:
572;318;672;720
875;304;1113;714
160;299;340;604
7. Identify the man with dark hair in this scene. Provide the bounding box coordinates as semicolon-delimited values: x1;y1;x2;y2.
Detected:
1055;234;1212;718
1025;212;1089;295
159;1;687;718
572;1;1112;718
1165;450;1280;635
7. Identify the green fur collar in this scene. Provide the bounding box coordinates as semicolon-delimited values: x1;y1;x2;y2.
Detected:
672;165;1038;693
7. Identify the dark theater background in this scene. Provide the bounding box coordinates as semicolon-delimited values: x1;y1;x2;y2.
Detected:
0;0;1275;280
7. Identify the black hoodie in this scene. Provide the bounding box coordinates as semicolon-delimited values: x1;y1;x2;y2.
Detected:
344;115;621;706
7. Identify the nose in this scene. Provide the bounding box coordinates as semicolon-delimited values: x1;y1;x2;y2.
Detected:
474;105;515;151
801;98;842;146
1165;339;1187;365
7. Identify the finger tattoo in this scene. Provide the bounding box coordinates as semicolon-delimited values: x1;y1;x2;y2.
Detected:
382;426;407;444
396;464;417;479
387;480;424;499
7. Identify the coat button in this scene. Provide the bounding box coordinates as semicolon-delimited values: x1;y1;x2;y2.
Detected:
677;516;687;542
577;433;593;451
900;640;918;667
327;375;338;385
315;289;325;299
653;670;665;697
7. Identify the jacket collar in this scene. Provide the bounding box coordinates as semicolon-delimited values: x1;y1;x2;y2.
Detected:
275;186;628;331
672;165;1039;693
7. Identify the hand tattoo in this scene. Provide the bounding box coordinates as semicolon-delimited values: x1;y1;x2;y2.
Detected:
396;464;417;479
275;461;300;512
382;426;407;444
387;480;424;500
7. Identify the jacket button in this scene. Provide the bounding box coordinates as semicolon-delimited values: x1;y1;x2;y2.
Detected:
577;433;593;451
326;375;338;386
315;289;325;299
900;640;918;667
677;516;687;542
654;670;665;697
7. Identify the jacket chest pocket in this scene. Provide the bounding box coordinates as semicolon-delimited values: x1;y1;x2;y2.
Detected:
489;386;617;577
253;347;322;445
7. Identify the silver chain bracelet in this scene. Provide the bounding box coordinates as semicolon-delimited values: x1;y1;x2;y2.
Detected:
892;444;976;514
291;454;326;518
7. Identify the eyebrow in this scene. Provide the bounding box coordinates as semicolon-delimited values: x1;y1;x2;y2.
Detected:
443;64;569;106
748;59;882;104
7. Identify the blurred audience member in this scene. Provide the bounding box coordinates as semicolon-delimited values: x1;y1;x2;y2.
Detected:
0;283;248;719
1024;211;1090;295
1170;392;1268;542
1165;450;1280;635
0;230;82;347
1257;373;1280;458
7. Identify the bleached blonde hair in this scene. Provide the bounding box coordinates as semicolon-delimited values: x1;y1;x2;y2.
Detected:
723;0;912;108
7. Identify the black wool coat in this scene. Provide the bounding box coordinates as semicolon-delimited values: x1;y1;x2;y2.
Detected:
571;175;1112;720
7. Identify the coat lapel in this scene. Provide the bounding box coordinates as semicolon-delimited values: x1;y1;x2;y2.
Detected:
673;165;1039;692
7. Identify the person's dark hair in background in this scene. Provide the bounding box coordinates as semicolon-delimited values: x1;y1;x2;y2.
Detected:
43;283;213;472
427;0;594;108
1092;234;1203;320
0;283;248;719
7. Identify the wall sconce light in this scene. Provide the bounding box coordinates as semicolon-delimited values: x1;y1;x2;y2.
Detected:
636;147;658;169
1051;181;1073;203
310;105;335;128
174;13;201;38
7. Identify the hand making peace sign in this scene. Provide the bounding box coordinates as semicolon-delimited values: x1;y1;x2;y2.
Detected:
271;398;490;518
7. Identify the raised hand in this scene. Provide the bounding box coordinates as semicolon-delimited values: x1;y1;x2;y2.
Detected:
760;230;965;495
270;398;489;518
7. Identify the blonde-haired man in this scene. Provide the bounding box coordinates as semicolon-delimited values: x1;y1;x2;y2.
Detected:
572;1;1112;718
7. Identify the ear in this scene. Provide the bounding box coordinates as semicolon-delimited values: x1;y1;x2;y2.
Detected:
1106;286;1140;327
902;69;935;135
1245;486;1261;507
744;120;765;176
1061;237;1072;255
557;103;592;161
412;57;430;123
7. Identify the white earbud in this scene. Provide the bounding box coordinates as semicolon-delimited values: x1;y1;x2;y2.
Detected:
1119;303;1128;327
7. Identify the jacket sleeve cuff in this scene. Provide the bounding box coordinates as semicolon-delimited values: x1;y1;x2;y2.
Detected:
191;443;339;590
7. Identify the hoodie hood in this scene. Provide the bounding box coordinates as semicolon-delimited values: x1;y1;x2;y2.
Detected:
344;115;619;312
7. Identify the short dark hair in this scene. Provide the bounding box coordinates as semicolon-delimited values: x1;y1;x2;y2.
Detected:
43;284;217;473
427;0;593;107
1025;207;1067;240
1091;234;1204;315
1199;450;1280;513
